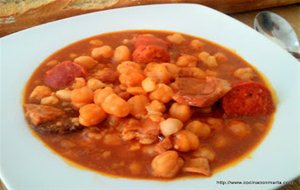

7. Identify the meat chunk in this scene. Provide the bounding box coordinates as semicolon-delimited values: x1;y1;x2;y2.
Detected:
37;117;83;134
120;118;160;144
25;104;82;134
139;118;160;144
44;61;86;89
24;104;65;125
172;77;231;107
222;82;274;116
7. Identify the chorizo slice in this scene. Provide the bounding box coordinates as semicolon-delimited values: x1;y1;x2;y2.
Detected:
134;35;170;49
44;61;86;89
222;82;274;116
132;45;170;64
173;77;231;107
133;35;170;64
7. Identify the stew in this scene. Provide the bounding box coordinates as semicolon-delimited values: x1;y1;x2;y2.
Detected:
23;30;275;179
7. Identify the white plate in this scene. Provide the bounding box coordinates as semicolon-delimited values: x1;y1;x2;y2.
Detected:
1;3;300;190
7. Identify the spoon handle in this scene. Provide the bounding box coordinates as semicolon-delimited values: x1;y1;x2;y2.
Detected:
289;51;300;61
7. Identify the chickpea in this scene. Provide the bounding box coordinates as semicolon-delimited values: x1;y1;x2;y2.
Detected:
233;67;255;81
176;54;198;67
148;114;164;123
166;33;185;44
126;86;146;95
144;63;171;84
151;151;184;178
87;78;105;91
204;56;218;68
40;95;59;105
56;89;72;101
198;51;210;61
160;118;183;137
101;151;111;159
179;67;206;79
113;45;131;63
127;95;149;118
117;62;144;87
141;77;156;92
173;130;200;152
122;39;131;45
79;104;106;127
142;145;157;156
129;161;143;175
89;39;103;46
162;63;180;79
190;39;204;50
103;133;122;145
186;120;211;138
93;87;114;105
169;103;191;122
101;93;130;117
212;135;230;148
214;52;228;63
69;53;77;59
71;86;94;108
117;61;141;74
206;117;224;131
91;45;113;60
192;147;216;161
74;56;97;70
29;85;52;102
46;60;58;67
139;136;157;145
227;120;250;137
71;77;86;89
146;100;166;115
149;84;173;103
119;72;145;87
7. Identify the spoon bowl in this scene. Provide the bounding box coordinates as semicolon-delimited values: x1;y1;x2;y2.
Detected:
254;11;300;60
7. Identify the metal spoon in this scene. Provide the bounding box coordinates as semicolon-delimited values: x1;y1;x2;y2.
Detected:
254;11;300;60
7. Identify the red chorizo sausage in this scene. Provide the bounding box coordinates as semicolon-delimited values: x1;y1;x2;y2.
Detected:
44;61;86;89
134;35;170;49
132;45;170;64
222;82;274;116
